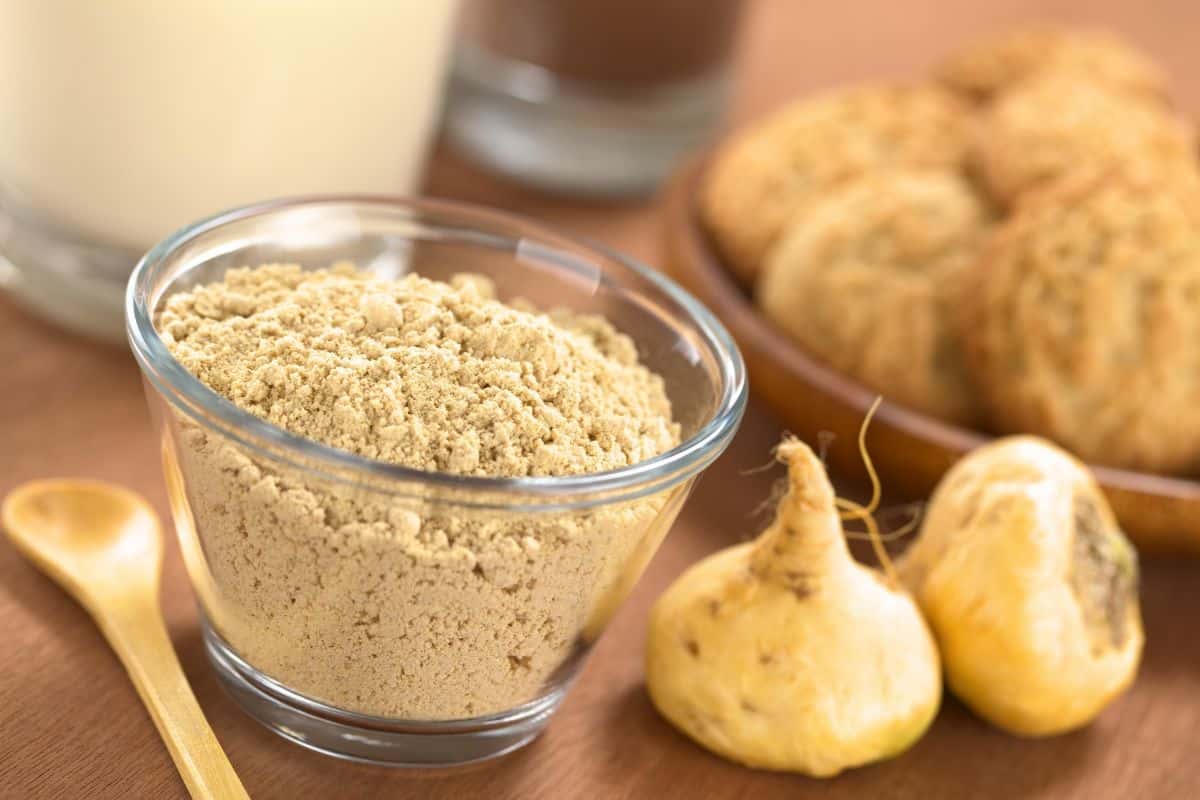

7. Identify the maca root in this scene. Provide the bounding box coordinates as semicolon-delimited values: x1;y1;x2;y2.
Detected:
645;401;941;776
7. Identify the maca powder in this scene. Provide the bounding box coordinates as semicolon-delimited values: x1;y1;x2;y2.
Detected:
157;263;682;718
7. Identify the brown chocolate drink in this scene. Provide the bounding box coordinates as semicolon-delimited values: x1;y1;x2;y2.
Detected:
461;0;745;88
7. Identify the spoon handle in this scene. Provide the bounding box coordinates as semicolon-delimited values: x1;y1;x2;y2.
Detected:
95;594;249;800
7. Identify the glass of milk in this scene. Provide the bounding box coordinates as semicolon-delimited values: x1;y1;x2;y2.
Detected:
0;1;459;342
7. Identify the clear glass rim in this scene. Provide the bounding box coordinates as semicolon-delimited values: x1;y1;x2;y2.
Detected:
126;195;747;507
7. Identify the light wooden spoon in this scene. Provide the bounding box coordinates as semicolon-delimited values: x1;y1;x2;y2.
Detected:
2;480;249;800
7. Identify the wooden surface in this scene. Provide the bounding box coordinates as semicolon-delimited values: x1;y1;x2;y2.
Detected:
662;157;1200;556
2;1;1199;797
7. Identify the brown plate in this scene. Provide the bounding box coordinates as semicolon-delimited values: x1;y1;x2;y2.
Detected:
662;155;1200;555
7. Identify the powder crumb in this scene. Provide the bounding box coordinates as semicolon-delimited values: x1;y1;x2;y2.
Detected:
158;263;683;719
160;264;678;476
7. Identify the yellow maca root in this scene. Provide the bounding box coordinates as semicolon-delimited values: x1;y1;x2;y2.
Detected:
644;437;941;777
899;436;1143;736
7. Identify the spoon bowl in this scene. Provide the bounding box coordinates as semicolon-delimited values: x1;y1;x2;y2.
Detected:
4;480;162;601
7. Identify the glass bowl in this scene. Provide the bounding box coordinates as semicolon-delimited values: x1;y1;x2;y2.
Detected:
126;196;746;766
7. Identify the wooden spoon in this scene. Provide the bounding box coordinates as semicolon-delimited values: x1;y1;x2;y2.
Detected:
2;480;249;800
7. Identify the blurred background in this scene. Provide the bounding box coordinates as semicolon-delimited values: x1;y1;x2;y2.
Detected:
3;0;1199;342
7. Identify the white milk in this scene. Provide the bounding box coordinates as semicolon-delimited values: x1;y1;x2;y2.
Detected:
0;1;459;249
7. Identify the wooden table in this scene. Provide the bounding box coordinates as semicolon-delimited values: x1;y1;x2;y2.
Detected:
3;2;1199;797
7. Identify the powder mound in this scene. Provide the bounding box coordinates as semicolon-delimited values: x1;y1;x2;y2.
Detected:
159;263;680;477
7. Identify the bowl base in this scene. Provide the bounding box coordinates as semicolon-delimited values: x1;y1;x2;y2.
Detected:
201;621;564;767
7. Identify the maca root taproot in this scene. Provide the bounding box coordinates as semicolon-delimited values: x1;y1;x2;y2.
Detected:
644;435;941;777
899;435;1143;737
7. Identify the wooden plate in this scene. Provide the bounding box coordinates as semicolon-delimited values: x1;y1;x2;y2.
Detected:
662;155;1200;555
